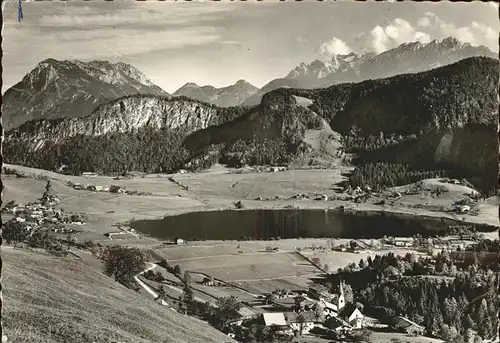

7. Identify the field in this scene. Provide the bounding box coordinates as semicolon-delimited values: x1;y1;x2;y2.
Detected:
239;277;314;294
2;248;234;343
166;251;320;281
368;332;444;343
300;249;430;272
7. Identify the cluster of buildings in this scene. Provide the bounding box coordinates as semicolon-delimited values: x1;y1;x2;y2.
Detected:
5;197;83;234
220;278;432;341
225;280;384;340
382;236;473;252
70;182;127;194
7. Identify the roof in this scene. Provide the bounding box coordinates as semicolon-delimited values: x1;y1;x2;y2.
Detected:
326;316;352;329
284;311;316;324
262;313;287;326
339;304;359;319
393;316;425;330
316;299;338;312
238;307;255;318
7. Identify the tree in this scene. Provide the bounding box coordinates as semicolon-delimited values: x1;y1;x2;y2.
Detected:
3;200;17;211
26;229;54;249
359;259;367;269
65;233;75;250
264;293;276;305
342;282;354;304
296;313;306;336
3;220;29;249
182;271;194;304
476;299;492;338
311;256;321;266
213;296;241;325
41;180;54;206
172;264;181;276
157;286;166;300
101;245;148;284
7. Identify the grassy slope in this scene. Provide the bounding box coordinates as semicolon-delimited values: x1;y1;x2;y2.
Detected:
2;248;233;343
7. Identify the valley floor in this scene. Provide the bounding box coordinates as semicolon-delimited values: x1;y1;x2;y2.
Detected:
3;163;498;246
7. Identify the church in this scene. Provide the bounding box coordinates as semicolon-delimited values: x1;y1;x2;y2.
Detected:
310;279;365;329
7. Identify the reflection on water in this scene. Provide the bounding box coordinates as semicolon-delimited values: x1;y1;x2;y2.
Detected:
128;209;494;241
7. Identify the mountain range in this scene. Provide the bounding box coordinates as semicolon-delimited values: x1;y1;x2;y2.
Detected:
3;36;495;132
241;37;497;106
173;80;259;107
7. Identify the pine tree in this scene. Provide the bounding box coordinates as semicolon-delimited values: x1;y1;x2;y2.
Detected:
476;299;492;338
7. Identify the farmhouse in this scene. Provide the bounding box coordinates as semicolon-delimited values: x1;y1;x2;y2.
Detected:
391;316;425;336
201;277;215;286
176;238;185;245
109;185;126;194
284;311;316;335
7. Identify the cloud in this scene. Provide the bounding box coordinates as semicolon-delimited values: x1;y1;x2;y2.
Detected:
39;3;235;28
416;12;497;50
318;37;352;58
363;18;431;53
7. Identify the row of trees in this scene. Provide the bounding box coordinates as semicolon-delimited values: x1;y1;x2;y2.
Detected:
347;162;454;192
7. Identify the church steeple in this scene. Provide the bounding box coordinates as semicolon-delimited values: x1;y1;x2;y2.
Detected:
337;277;345;311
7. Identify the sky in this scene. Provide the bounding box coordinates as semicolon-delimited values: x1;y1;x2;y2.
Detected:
2;0;499;93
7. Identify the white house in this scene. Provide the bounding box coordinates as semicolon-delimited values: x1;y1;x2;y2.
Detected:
176;238;185;245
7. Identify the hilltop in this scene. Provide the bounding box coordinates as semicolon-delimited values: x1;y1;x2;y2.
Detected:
2;59;169;130
2;248;234;343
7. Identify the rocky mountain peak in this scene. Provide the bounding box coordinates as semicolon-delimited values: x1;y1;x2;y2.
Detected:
3;59;168;130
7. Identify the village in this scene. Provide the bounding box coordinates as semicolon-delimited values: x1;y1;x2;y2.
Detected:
133;226;496;343
1;180;90;238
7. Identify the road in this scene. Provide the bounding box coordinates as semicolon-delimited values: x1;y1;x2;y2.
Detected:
134;263;176;310
136;263;215;306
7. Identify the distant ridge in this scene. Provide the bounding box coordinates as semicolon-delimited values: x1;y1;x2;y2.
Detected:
173;79;258;107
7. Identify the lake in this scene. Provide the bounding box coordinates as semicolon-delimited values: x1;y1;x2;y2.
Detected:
128;209;497;241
